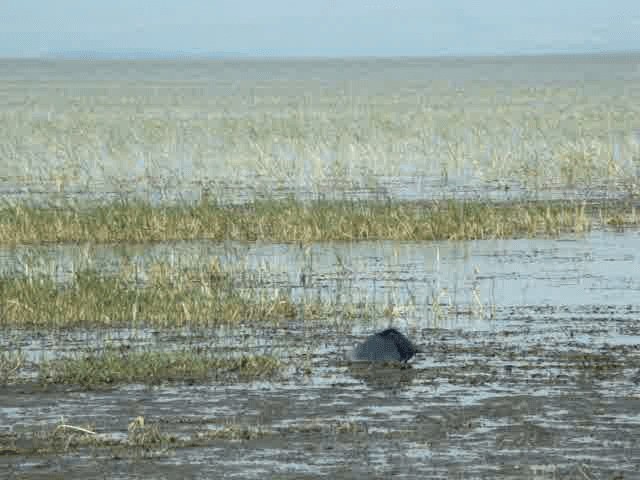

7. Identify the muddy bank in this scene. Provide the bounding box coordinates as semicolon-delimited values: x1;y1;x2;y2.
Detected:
2;316;640;479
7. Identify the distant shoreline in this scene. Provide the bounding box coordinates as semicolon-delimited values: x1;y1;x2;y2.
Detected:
40;50;250;60
0;49;638;63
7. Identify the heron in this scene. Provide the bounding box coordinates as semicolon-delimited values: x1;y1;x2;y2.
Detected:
349;328;419;363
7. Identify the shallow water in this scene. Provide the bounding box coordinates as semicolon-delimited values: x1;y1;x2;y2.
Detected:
2;230;640;478
2;55;640;207
2;229;639;311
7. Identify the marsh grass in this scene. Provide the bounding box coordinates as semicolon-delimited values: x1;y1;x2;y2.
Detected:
39;350;281;388
2;57;640;202
127;416;175;447
0;255;410;328
0;259;300;328
0;350;24;384
0;417;170;456
198;422;272;441
1;198;628;245
0;416;373;458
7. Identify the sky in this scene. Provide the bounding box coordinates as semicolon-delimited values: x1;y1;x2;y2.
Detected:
1;0;639;58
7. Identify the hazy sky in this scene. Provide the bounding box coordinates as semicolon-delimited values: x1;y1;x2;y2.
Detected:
1;0;639;57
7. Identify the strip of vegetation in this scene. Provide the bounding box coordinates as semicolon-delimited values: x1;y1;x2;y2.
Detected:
0;260;301;328
0;416;372;457
39;350;281;388
3;198;636;245
0;258;397;328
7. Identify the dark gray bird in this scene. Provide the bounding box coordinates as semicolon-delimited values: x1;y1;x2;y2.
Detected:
349;328;419;363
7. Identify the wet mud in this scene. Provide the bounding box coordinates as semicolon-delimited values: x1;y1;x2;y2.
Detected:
2;315;640;479
2;231;640;478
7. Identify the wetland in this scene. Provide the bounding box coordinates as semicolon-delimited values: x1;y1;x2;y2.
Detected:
1;53;640;479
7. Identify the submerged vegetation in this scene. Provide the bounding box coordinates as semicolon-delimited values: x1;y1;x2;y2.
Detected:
2;198;638;245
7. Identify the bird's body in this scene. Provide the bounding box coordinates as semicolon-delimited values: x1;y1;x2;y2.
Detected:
349;328;418;363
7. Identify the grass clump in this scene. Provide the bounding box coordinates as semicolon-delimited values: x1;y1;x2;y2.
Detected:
0;198;621;245
196;423;272;441
40;350;281;388
0;256;407;328
0;261;297;328
0;417;172;456
0;350;24;384
127;416;175;447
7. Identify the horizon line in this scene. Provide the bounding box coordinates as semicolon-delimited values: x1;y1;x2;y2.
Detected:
2;48;640;62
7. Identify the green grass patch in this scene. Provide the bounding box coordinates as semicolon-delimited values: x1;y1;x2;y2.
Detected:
0;198;630;245
0;258;400;328
40;350;281;388
0;260;301;328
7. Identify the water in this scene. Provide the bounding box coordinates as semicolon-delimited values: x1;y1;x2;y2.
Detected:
2;229;638;311
1;54;639;207
2;230;640;478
